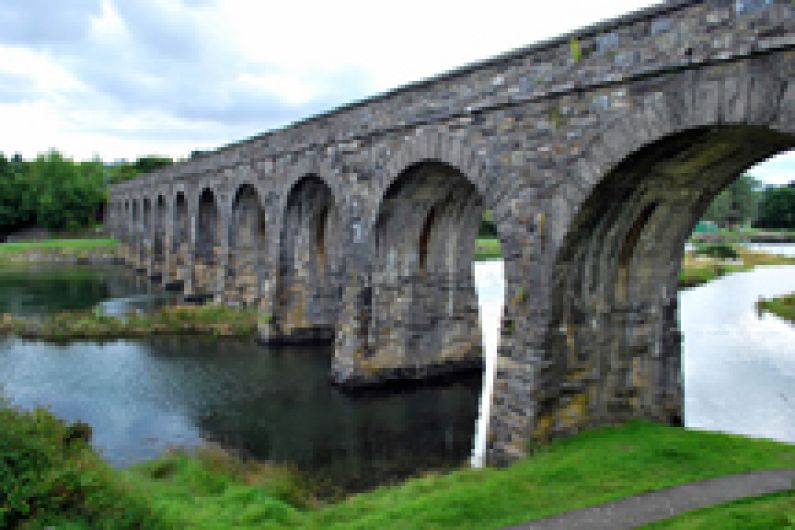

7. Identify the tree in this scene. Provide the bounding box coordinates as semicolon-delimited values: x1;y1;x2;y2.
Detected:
756;182;795;229
703;174;759;228
133;155;172;174
29;151;105;231
0;153;34;236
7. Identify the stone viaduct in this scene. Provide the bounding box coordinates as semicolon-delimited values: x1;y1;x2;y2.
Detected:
107;0;795;462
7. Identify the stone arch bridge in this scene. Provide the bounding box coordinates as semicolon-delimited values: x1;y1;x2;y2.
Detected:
108;0;795;463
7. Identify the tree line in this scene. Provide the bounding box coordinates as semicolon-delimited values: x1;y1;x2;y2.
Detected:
703;175;795;230
0;151;172;238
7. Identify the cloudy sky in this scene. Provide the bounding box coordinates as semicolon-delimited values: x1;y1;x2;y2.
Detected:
1;0;793;184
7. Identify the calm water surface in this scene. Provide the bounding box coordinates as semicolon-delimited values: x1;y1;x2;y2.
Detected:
681;265;795;442
0;264;481;490
0;263;177;316
0;256;793;489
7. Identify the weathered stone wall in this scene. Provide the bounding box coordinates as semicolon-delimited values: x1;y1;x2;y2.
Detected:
108;0;795;463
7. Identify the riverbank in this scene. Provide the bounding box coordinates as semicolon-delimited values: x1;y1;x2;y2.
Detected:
0;238;119;264
0;304;260;340
691;229;795;244
679;247;795;288
757;292;795;323
4;404;794;529
475;237;502;260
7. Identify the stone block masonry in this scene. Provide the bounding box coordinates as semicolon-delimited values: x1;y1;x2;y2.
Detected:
108;0;795;463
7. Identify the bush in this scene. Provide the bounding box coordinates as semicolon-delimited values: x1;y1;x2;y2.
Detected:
0;406;165;528
693;243;739;260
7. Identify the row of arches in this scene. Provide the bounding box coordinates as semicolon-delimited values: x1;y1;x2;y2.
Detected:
104;47;795;462
108;160;495;373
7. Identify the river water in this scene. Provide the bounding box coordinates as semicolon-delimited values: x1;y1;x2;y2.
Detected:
0;252;793;489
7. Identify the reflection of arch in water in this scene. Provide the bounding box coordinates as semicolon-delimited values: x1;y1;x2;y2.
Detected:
228;184;267;306
540;125;793;443
194;188;221;296
272;175;341;342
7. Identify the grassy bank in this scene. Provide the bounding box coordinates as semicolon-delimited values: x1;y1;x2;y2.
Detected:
474;237;502;261
646;491;795;529
679;246;795;289
0;238;119;265
5;406;795;529
0;304;260;340
758;292;795;323
0;238;118;252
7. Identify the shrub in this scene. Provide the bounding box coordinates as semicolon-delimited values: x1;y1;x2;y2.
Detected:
693;243;739;260
0;406;165;528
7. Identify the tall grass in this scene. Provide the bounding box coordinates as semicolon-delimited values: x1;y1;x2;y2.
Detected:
0;238;118;253
1;304;261;340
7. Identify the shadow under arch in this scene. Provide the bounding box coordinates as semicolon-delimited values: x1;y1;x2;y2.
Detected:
228;183;267;306
270;174;342;343
541;124;794;443
194;187;221;297
141;197;152;269
367;159;491;381
169;190;189;289
153;195;166;279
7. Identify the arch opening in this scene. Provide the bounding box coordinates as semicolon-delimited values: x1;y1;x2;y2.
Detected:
228;184;266;306
153;195;166;278
370;160;487;375
543;124;794;442
273;175;341;342
123;200;130;242
195;188;220;296
171;191;189;286
141;198;151;267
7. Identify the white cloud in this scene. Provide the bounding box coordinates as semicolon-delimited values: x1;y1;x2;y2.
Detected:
748;153;795;186
0;0;792;184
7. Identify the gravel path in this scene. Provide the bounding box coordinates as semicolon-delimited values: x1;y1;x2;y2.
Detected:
506;468;795;530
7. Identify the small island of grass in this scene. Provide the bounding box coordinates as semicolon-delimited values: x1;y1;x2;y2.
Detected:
679;243;795;289
0;238;119;264
0;304;261;341
757;292;795;323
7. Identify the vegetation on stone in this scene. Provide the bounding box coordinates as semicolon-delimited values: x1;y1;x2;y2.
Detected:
757;292;795;323
0;304;260;340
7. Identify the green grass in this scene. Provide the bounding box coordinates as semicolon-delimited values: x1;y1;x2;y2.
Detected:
474;237;502;261
0;238;118;253
5;414;795;529
758;292;795;323
679;247;795;289
645;491;795;529
303;422;795;529
0;303;261;340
